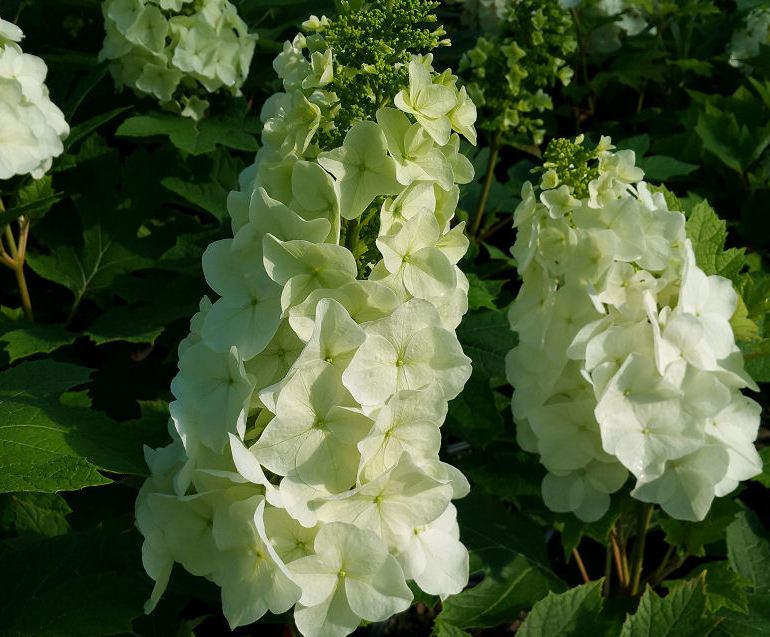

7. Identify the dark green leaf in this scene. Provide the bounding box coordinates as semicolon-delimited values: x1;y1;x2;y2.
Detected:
726;510;770;592
616;134;651;158
683;562;750;614
0;524;150;637
457;309;517;379
435;493;564;630
620;575;717;637
116;110;260;155
433;622;472;637
0;176;61;225
0;322;77;364
0;492;71;538
446;370;503;447
637;155;698;181
64;106;133;151
0;360;154;493
466;273;505;311
754;447;770;488
713;593;770;637
659;498;742;557
517;580;614;637
460;447;544;500
161;177;229;221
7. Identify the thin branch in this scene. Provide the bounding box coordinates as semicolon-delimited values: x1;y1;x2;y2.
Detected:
628;504;655;596
1;198;34;320
572;547;591;584
609;528;628;588
470;129;502;239
603;541;613;597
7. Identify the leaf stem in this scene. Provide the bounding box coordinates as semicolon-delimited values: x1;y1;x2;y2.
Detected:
603;541;613;596
470;130;502;239
572;547;591;583
0;198;34;320
628;504;655;596
609;528;628;588
644;544;684;587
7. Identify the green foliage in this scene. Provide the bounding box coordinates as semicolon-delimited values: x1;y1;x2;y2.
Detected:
0;521;151;637
0;360;155;493
685;199;747;282
0;0;769;635
116;108;261;155
684;562;750;614
726;510;770;593
516;580;611;637
434;493;565;631
456;308;516;379
619;576;718;637
659;498;742;557
713;593;770;637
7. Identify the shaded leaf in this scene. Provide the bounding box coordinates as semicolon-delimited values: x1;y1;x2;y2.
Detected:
446;369;503;447
726;510;770;592
683;562;750;614
457;309;518;379
620;575;717;637
660;498;742;557
637;155;698;181
116;110;260;155
517;580;614;637
713;593;770;637
0;524;150;637
435;493;564;630
0;323;77;364
0;360;154;493
0;492;71;538
466;273;505;311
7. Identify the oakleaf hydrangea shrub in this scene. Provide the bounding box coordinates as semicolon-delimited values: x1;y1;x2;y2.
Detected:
507;136;762;523
0;17;69;179
98;0;256;119
136;3;477;636
459;0;576;146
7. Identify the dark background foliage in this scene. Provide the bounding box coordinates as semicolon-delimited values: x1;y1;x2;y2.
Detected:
0;1;769;636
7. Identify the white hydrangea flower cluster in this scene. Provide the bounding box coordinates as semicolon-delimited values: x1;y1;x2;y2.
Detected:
136;23;477;637
728;7;770;70
507;136;762;523
0;17;69;179
98;0;256;119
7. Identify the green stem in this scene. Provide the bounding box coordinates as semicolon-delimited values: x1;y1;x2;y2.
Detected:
572;547;590;583
603;541;613;597
0;199;33;321
470;130;502;239
628;504;655;596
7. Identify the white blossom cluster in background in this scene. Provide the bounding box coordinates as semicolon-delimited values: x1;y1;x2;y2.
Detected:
98;0;256;120
507;136;762;523
0;17;69;180
136;20;477;637
728;7;770;69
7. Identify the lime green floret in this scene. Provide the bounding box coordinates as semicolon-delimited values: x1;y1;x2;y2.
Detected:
316;0;447;147
541;136;600;199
